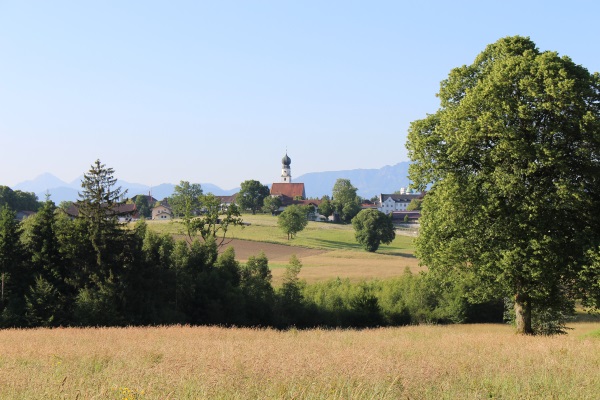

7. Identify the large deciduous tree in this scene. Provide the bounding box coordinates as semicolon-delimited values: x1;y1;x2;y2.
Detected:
318;197;334;220
262;195;282;215
331;179;361;223
351;209;396;252
406;36;600;334
277;205;309;240
237;180;270;215
170;181;203;219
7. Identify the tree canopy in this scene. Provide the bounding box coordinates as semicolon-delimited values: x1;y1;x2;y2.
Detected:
277;205;309;240
262;195;282;215
331;179;361;223
170;181;203;220
406;36;600;334
406;198;422;211
351;209;396;252
237;180;270;215
0;186;40;212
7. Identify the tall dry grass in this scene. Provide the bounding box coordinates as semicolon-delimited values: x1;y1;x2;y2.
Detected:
1;323;599;399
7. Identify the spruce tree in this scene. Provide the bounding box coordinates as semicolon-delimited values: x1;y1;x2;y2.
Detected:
78;159;129;270
0;207;29;326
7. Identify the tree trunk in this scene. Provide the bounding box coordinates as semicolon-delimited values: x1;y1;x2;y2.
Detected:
514;292;533;335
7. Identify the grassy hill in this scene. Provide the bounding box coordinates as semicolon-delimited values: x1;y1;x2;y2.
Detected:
144;214;422;284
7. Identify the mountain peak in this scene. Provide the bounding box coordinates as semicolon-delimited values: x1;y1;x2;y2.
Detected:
14;173;69;193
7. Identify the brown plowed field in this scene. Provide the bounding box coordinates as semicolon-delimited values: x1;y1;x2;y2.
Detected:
220;239;423;285
220;239;326;262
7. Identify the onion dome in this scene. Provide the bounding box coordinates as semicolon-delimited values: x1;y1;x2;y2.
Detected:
282;153;291;166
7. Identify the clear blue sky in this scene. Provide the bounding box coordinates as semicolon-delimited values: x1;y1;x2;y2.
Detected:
1;1;598;189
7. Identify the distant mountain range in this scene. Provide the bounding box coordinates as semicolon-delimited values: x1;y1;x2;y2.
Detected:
13;174;239;204
297;162;411;199
11;162;412;204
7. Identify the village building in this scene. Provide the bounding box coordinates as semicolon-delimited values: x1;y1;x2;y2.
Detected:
151;201;174;220
269;153;306;204
377;193;423;213
15;210;37;221
64;202;138;222
269;152;322;219
214;194;238;211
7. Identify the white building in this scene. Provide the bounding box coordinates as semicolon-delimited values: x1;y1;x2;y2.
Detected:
377;193;423;213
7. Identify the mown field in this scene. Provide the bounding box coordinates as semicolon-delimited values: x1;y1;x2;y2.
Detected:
143;214;422;285
1;322;599;399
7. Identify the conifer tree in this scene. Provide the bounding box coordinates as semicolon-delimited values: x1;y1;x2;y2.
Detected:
0;207;29;325
77;159;129;271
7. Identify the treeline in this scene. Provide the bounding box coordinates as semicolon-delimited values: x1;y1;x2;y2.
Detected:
0;160;502;329
0;201;502;328
0;186;41;212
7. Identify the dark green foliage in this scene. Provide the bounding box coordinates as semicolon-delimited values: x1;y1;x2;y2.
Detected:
0;186;40;212
331;179;361;223
25;276;62;327
300;271;503;328
0;206;29;326
240;252;274;325
133;196;152;218
78;159;130;269
406;36;600;334
237;180;270;215
317;198;334;220
275;255;307;327
262;195;282;215
21;200;72;325
351;209;396;252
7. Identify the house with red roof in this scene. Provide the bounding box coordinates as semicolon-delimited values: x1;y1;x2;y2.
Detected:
269;153;306;205
268;153;323;220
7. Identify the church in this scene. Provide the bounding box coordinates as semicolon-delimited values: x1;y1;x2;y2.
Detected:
269;153;321;217
269;152;306;203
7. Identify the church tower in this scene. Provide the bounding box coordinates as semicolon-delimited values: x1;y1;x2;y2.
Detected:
281;152;292;183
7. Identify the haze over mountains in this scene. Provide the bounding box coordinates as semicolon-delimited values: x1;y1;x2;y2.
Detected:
13;162;412;204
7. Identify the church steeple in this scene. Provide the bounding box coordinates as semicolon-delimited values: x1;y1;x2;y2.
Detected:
281;152;292;183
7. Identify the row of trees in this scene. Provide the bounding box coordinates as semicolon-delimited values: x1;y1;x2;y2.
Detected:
0;186;41;212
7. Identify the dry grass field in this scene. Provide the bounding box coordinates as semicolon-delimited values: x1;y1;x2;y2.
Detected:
1;322;599;399
24;216;588;399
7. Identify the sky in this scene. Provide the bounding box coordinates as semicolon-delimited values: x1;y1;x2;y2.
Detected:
1;1;599;190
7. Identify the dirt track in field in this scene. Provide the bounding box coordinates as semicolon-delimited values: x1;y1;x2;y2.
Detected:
219;239;326;262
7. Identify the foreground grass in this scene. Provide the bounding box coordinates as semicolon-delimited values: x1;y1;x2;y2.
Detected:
1;323;599;399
